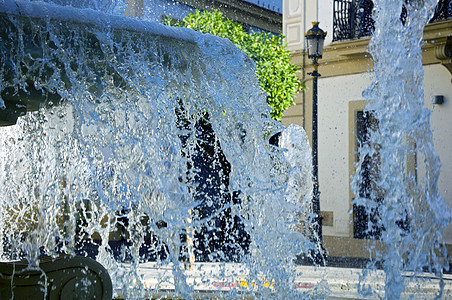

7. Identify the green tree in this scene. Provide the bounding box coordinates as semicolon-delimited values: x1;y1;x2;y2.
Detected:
164;10;304;121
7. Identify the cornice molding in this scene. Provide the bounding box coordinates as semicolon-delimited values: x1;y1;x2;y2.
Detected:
292;19;452;78
432;36;452;74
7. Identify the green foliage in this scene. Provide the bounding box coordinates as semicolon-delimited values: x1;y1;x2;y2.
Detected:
163;10;304;120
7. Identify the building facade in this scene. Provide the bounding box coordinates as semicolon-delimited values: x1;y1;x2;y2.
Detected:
126;0;282;34
283;0;452;258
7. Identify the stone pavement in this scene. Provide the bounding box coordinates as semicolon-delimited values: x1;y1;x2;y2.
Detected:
114;262;452;299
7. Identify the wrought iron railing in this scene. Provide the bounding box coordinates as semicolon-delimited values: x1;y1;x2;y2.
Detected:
332;0;374;41
430;0;452;22
333;0;452;42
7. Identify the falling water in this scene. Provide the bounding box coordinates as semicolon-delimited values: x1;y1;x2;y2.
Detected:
352;0;452;298
2;0;449;299
0;0;315;298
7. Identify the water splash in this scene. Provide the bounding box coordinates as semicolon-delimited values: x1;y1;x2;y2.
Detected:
33;0;128;14
0;0;314;298
352;0;452;298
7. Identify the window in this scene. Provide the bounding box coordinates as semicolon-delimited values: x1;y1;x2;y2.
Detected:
353;110;383;239
349;107;409;240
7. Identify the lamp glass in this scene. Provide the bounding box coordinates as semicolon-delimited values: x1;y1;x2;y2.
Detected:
305;22;326;59
307;35;325;58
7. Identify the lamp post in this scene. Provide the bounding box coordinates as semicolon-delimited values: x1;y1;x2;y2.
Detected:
305;22;326;264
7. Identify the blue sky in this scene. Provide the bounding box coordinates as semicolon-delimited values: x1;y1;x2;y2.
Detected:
242;0;282;14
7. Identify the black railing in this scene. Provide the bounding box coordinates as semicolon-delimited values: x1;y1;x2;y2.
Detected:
333;0;374;41
431;0;452;22
333;0;452;42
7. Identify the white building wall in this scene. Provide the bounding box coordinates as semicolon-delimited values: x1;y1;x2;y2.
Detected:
318;0;334;46
317;65;452;242
283;0;319;52
421;64;452;244
317;72;372;237
282;0;334;51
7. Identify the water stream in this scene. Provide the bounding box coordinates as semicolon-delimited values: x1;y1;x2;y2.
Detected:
352;0;451;298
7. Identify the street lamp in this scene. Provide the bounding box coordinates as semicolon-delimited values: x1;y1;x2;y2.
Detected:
305;22;326;264
306;22;327;62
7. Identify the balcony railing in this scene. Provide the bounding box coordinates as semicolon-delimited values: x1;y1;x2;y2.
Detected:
333;0;452;42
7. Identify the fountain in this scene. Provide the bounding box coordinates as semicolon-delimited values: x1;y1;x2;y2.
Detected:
0;0;450;299
0;0;313;298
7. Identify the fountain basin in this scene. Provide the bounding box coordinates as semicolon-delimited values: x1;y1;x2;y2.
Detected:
0;255;112;299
